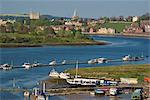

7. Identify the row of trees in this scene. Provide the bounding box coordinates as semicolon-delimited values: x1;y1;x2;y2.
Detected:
0;19;62;34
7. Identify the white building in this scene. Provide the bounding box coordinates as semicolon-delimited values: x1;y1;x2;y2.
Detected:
132;16;138;22
145;25;150;32
120;78;138;84
29;12;40;19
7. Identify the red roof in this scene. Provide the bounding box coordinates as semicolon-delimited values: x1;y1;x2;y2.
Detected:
144;78;150;83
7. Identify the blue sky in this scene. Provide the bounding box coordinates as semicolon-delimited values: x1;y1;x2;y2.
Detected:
0;0;149;18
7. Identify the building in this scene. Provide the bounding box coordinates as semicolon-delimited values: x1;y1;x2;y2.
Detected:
89;28;95;33
29;12;40;19
120;78;138;84
144;25;150;32
97;28;115;34
123;23;143;33
0;19;15;26
132;16;138;22
107;28;116;34
65;21;82;26
72;9;79;21
97;28;108;34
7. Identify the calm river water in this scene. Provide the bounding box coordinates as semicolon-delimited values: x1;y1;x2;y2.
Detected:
0;35;150;100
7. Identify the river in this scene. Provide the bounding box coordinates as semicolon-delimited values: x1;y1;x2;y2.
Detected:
0;35;150;100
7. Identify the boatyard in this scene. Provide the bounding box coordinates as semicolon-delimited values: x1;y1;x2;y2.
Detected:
0;64;149;100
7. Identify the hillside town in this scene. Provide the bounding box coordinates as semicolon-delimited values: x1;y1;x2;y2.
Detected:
0;11;150;36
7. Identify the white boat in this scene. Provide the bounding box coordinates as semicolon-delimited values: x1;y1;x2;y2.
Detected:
90;91;95;96
32;62;41;67
1;64;12;70
66;78;98;86
88;59;97;64
24;91;30;97
122;55;132;61
37;95;45;100
109;88;118;96
59;72;70;79
49;69;59;78
22;63;32;69
97;58;107;63
61;60;66;65
95;89;105;95
49;60;56;66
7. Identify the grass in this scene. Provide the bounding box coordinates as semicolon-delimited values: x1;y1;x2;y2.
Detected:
101;22;131;33
66;64;150;83
0;33;95;47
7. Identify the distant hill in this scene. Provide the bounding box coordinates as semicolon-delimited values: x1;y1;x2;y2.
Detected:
0;14;71;20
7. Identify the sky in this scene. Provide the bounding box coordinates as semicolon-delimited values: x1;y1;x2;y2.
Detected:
0;0;149;18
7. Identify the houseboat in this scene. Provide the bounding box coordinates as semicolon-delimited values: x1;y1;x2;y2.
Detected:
66;78;99;86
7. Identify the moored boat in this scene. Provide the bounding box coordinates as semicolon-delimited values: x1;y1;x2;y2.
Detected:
95;89;105;95
1;64;12;70
49;60;56;66
66;78;99;86
97;58;107;63
88;59;97;64
109;88;118;96
61;60;66;65
22;63;32;69
59;72;70;79
122;55;132;61
32;62;41;67
24;91;30;97
49;69;59;78
122;55;144;61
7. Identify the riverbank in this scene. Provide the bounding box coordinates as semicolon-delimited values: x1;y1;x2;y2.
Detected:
66;64;150;83
0;41;108;48
84;32;150;38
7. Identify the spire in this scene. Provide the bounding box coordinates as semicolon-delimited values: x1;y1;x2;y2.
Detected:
73;9;77;17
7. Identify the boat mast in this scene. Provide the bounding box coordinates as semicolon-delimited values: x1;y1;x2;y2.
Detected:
75;60;78;78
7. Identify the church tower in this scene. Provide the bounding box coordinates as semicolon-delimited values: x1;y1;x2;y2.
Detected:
72;9;79;21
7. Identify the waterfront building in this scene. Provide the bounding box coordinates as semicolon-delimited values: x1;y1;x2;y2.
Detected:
97;28;115;34
144;25;150;32
29;11;40;19
97;28;108;34
107;28;116;34
120;78;138;84
89;28;95;33
123;23;143;33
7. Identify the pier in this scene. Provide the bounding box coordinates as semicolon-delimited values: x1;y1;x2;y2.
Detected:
0;56;146;70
